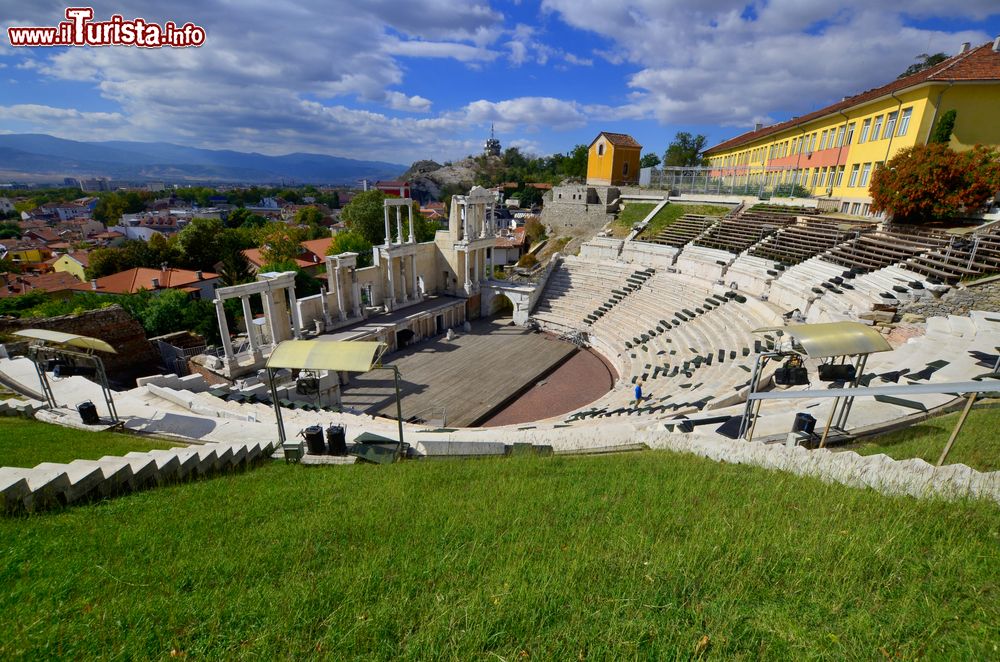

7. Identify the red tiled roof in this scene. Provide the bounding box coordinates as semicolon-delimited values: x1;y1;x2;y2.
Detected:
65;251;90;267
495;227;526;249
72;267;218;294
706;41;1000;154
590;132;642;149
0;271;81;297
242;248;315;270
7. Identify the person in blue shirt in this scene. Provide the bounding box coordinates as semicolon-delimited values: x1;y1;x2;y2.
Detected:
634;381;643;405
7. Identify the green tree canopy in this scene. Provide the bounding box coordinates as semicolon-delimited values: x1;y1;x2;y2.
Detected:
326;230;374;268
341;189;389;245
640;153;662;168
898;52;948;79
663;132;709;167
176;217;227;271
870;143;1000;223
930;109;958;144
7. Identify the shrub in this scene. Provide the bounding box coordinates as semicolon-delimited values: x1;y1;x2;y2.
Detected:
870;143;1000;223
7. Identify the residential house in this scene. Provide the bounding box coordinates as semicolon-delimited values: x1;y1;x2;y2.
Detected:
73;266;220;299
0;271;80;300
51;251;90;282
586;132;642;186
241;236;334;276
375;181;411;198
493;227;527;266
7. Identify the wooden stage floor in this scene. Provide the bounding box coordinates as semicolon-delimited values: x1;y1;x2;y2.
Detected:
339;319;577;427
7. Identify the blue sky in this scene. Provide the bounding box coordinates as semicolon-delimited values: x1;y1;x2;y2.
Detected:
1;1;999;165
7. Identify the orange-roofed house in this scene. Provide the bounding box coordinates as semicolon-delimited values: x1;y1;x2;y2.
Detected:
586;132;642;186
241;236;334;276
73;266;220;298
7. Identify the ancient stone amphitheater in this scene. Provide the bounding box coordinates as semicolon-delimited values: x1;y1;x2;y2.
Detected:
3;203;999;510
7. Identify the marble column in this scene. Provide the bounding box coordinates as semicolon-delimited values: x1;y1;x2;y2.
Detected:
474;249;480;286
463;251;472;294
489;247;495;281
287;285;301;339
262;290;278;348
395;207;403;245
383;206;391;246
407;205;415;243
334;266;346;320
215;299;234;363
386;256;396;307
410;254;419;299
240;295;259;355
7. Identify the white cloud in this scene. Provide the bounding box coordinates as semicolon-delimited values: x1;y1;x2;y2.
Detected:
460;97;587;131
542;0;998;129
385;91;432;113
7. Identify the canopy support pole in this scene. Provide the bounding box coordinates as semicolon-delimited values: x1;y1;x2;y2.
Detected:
937;393;976;466
268;367;286;444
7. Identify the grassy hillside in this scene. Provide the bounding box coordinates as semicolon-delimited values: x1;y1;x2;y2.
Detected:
0;418;177;468
611;203;729;239
1;451;996;659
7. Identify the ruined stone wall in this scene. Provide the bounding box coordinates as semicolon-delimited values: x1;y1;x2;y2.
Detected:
901;276;1000;319
0;305;159;385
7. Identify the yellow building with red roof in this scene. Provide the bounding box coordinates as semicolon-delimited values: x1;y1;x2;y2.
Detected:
703;39;1000;214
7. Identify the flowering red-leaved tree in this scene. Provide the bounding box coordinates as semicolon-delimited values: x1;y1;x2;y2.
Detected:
870;144;1000;223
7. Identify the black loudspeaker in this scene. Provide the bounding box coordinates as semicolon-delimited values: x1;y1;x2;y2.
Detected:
54;364;97;378
295;377;319;395
303;425;325;454
818;364;856;382
77;400;100;425
774;366;809;386
792;412;817;435
326;425;347;455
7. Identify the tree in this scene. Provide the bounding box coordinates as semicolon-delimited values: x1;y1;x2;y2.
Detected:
663;132;708;167
258;223;304;266
86;247;127;278
341;189;388;245
176;217;227;271
524;217;546;245
640;153;662;168
326;230;374;268
294;206;325;227
898;52;948;79
930;109;957;144
217;250;255;287
869;143;1000;223
514;186;543;209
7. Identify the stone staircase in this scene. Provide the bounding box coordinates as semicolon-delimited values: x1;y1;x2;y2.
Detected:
0;439;275;513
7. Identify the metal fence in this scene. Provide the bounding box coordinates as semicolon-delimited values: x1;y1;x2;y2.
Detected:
643;166;825;199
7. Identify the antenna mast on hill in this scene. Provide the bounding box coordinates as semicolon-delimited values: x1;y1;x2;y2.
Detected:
484;123;501;157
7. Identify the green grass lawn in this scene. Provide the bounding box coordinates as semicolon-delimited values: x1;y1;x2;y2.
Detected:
611;202;729;239
1;452;997;659
0;418;178;468
853;405;1000;472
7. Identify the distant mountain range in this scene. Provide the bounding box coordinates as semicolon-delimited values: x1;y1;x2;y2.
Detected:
0;134;407;185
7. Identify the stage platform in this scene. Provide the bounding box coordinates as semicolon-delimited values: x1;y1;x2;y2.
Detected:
340;319;578;427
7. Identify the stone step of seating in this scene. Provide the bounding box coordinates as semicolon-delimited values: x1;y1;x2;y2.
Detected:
0;440;275;513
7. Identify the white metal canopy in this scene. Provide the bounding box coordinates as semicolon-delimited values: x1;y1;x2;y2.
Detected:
753;321;891;358
14;329;117;354
266;340;385;373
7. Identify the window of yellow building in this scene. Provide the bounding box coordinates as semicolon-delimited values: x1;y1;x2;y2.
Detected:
871;115;884;141
859;119;871;143
883;111;898;139
848;164;860;186
845;122;855;145
897;108;912;137
834;125;845;147
859;162;873;187
820;130;828;150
